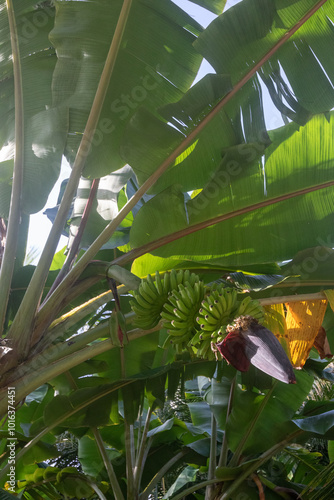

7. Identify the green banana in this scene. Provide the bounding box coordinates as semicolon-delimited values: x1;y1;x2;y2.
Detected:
131;271;187;330
175;297;191;315
201;313;219;326
235;295;264;323
130;303;151;316
167;326;191;337
207;304;221;320
183;269;191;283
193;281;203;302
213;297;224;316
170;269;178;291
244;300;264;316
196;339;212;359
218;292;228;312
173;307;189;322
176;286;192;309
225;288;237;312
209;329;220;339
162;278;204;347
184;282;196;301
198;330;214;340
171;319;191;330
131;292;151;309
140;281;157;301
163;303;175;315
188;330;202;346
244;305;263;318
168;295;178;309
195;286;242;356
176;270;183;286
133;314;158;329
145;274;158;295
160;311;177;323
171;332;194;344
155;271;164;295
199;302;211;314
237;295;253;315
163;272;171;293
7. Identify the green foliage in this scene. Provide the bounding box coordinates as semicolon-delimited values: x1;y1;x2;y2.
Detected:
15;465;109;499
1;0;334;498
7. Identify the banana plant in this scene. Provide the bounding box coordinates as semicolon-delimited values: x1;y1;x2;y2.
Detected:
3;356;334;499
164;363;334;499
1;0;334;497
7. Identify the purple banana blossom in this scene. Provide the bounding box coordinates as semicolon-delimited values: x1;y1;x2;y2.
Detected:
215;315;296;384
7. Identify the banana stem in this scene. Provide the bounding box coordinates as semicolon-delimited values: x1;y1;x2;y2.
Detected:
93;427;125;500
134;406;154;492
139;449;189;500
43;178;100;304
218;376;236;468
0;0;24;335
205;413;217;500
0;326;160;417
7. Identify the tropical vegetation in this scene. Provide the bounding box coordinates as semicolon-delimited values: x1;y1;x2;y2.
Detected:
1;0;334;498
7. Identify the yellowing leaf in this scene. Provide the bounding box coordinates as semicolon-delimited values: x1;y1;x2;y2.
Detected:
285;300;327;368
263;303;286;338
263;303;291;360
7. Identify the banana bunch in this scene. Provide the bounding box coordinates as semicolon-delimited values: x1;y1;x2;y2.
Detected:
195;287;238;344
130;271;169;329
194;290;264;361
130;270;265;360
130;270;199;330
192;335;216;361
161;280;204;352
235;295;264;323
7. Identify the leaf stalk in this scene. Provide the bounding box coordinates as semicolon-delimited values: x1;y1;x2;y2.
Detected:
0;326;159;416
218;376;236;468
93;427;125;500
220;431;303;499
0;0;25;334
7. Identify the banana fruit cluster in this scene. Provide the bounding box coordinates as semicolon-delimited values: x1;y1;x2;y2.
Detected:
129;270;199;330
193;287;264;360
197;287;238;341
161;280;204;353
130;271;264;360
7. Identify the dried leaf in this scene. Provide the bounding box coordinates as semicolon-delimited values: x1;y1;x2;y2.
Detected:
313;326;333;359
